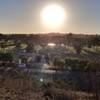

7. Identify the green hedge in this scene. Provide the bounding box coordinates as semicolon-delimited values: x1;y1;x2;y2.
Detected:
64;57;100;70
0;52;13;62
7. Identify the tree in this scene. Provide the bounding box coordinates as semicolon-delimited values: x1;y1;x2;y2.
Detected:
92;35;100;46
53;58;65;70
26;42;34;53
88;35;100;48
66;33;73;46
73;44;82;54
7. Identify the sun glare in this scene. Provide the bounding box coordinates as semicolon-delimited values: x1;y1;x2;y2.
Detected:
41;4;66;29
48;43;56;47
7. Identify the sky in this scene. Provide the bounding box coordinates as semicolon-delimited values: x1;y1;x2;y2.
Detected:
0;0;100;34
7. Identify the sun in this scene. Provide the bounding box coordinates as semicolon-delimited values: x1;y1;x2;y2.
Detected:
41;4;66;29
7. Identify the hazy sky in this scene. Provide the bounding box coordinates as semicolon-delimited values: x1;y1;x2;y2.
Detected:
0;0;100;34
